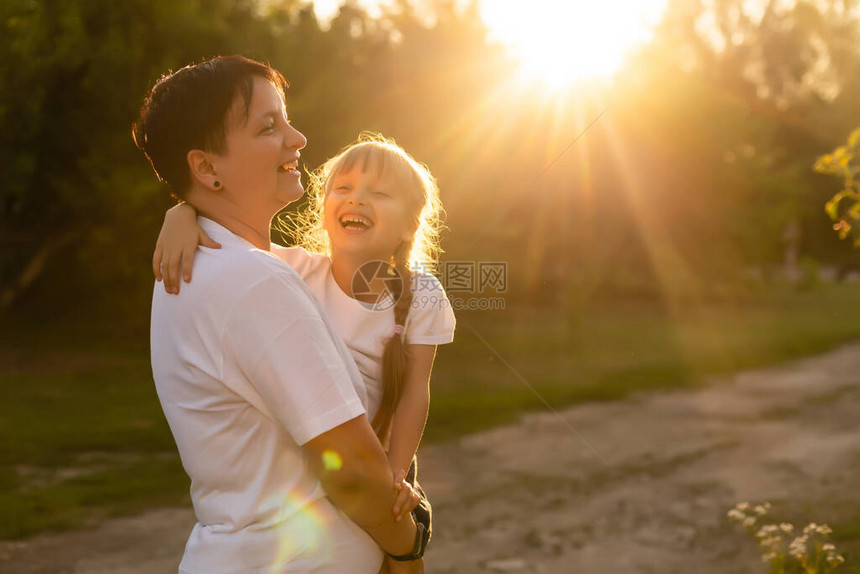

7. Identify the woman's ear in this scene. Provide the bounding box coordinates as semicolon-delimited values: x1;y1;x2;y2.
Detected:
187;149;220;191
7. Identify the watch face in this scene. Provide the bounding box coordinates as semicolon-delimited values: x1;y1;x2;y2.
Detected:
418;521;430;554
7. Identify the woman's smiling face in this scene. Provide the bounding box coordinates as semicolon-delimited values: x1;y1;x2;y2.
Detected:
323;160;418;263
213;76;307;211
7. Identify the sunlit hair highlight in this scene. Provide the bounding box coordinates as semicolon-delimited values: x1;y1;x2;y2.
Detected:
279;132;445;440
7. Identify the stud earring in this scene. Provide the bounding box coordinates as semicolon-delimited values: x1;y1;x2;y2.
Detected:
214;181;221;188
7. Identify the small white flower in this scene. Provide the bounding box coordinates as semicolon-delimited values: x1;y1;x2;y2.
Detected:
759;533;783;554
779;523;794;533
736;502;750;511
789;534;809;559
743;517;756;528
821;543;836;552
816;524;833;536
728;509;744;521
754;504;769;516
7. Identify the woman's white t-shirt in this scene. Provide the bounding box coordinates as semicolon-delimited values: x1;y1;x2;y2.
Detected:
152;220;383;573
272;246;456;422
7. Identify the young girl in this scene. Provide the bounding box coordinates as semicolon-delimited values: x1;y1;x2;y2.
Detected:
154;132;454;572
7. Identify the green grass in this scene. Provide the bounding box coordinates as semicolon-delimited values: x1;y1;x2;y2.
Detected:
3;282;860;539
833;517;860;574
0;355;190;538
426;282;860;440
0;457;188;539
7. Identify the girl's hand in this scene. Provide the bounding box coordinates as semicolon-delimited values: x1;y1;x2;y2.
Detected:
153;204;220;294
391;469;422;522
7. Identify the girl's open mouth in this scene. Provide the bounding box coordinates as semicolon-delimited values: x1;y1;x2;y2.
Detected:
339;214;374;230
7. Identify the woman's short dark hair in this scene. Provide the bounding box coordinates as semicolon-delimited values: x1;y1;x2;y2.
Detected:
133;55;288;197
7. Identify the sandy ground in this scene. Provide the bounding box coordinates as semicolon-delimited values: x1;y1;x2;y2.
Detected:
3;343;860;573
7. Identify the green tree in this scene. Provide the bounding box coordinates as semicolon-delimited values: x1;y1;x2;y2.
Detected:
616;0;860;281
0;0;276;313
0;0;506;321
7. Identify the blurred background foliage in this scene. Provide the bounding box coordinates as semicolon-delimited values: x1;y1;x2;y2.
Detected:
1;0;859;334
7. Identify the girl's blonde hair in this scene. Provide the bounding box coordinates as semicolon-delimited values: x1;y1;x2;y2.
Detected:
283;132;445;440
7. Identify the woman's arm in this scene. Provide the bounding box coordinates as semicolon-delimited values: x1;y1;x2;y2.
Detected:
386;344;437;481
153;203;219;294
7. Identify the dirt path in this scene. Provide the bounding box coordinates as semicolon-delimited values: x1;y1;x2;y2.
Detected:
3;343;860;573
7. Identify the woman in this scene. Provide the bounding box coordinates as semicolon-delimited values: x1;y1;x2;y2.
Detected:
135;55;426;573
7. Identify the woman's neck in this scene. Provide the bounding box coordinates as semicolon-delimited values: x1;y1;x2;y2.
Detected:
209;213;271;250
186;189;272;250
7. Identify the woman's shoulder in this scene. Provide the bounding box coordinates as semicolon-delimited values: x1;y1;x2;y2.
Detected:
271;244;330;275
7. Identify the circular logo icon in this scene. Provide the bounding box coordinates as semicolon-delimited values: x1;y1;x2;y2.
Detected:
351;260;403;311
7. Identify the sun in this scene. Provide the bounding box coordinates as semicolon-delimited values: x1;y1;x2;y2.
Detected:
480;0;668;90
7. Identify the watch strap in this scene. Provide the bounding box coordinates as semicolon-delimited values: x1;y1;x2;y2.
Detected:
385;521;428;562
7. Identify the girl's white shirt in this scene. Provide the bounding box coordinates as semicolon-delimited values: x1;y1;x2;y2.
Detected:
272;245;456;422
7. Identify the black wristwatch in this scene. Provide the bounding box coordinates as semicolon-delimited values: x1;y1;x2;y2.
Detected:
385;520;429;562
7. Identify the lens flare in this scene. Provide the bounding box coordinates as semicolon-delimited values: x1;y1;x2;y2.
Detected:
322;449;343;471
268;491;335;568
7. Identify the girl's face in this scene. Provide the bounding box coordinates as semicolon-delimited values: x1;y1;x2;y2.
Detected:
213;76;307;212
323;164;418;263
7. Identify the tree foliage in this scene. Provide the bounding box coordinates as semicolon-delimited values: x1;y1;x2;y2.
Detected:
816;127;860;246
2;0;859;327
608;0;860;286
